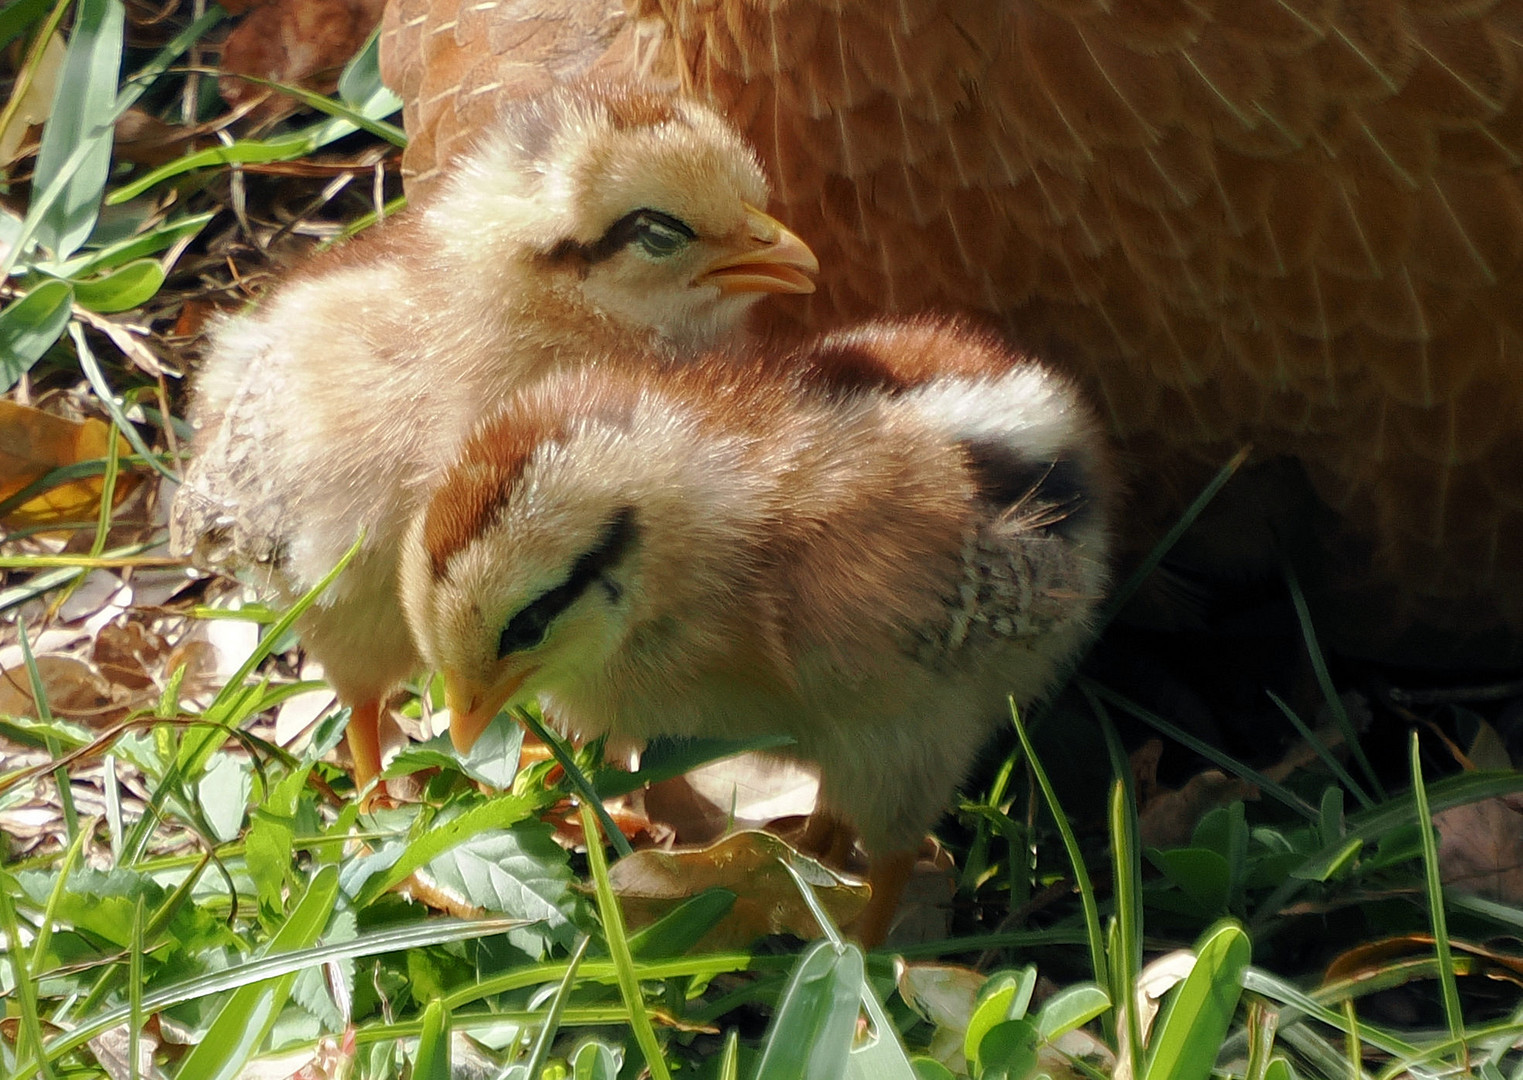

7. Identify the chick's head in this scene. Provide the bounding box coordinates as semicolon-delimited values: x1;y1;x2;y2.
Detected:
426;82;817;348
400;368;770;751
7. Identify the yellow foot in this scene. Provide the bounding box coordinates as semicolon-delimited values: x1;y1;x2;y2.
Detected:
345;698;400;810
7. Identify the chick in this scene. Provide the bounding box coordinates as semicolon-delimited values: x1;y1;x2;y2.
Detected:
169;81;818;797
399;317;1114;944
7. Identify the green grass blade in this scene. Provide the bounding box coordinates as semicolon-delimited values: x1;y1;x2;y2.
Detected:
172;865;340;1080
1111;779;1144;1080
31;0;122;257
1141;921;1249;1080
518;706;632;857
129;895;145;1080
1;4;220;279
0;884;56;1080
1410;731;1465;1054
412;998;451;1080
1282;559;1383;798
69;323;177;480
579;800;673;1080
1010;698;1109;1034
518;934;592;1079
16;615;79;841
1265;689;1372;809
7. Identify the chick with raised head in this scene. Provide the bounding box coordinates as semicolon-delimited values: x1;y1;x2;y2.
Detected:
399;317;1114;944
169;80;818;797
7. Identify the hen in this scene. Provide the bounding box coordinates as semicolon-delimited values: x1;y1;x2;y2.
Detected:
381;0;1523;661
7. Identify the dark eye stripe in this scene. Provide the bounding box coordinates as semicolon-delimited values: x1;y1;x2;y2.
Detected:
497;507;639;658
554;210;696;265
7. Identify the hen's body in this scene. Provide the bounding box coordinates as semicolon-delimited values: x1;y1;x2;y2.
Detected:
383;0;1523;658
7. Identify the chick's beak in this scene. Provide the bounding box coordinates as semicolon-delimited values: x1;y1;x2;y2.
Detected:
694;204;818;296
445;666;536;754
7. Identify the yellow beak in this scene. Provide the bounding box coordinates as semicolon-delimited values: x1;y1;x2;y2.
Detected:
694;204;819;296
445;666;536;754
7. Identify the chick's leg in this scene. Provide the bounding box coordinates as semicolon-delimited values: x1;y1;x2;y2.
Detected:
345;698;391;806
798;809;858;867
853;849;917;949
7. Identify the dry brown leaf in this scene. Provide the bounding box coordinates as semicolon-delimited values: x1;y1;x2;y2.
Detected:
0;401;139;529
1322;934;1523;988
0;654;120;721
1435;798;1523;904
608;830;870;951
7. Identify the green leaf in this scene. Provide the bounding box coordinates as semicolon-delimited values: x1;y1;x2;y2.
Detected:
753;939;864;1080
1291;837;1362;883
570;1040;620;1080
976;1019;1040;1080
31;0;122;258
1147;848;1231;914
845;971;921;1080
0;279;73;388
352;791;540;904
421;818;577;955
911;1060;957;1080
414;999;452;1080
964;969;1034;1068
69;257;163;312
1141;921;1250;1080
1035;984;1110;1042
50;209;213;278
173;865;340;1080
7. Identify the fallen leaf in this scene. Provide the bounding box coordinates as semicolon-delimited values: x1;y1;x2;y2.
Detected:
608;830;870;951
1435;798;1523;904
0;400;139;529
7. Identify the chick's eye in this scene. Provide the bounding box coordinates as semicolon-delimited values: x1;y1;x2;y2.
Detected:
498;597;556;658
634;217;690;259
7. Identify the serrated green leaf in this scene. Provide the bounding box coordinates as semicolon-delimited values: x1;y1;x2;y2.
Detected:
421;818;576;955
353;791;541;905
70;257;163;311
754;940;863;1080
0;279;73;388
32;0;122;258
1141;921;1249;1080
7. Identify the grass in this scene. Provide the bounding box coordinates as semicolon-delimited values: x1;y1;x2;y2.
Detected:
3;2;1523;1077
